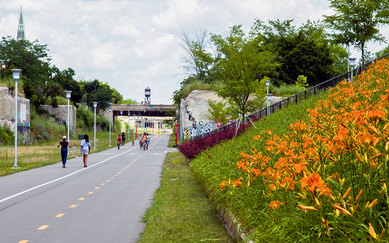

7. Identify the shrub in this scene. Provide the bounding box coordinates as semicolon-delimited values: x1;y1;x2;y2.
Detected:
0;125;13;145
270;83;306;97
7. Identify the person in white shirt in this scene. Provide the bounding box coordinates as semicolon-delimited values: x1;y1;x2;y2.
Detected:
80;134;91;167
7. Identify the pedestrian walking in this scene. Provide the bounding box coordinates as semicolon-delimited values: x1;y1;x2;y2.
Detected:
80;134;91;167
57;136;73;168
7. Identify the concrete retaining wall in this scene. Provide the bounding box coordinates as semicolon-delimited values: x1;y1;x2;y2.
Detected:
0;86;30;143
41;105;77;138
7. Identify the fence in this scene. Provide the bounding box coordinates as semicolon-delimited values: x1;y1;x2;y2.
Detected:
190;53;389;140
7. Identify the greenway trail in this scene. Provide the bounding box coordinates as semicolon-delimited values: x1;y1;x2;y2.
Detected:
0;134;170;243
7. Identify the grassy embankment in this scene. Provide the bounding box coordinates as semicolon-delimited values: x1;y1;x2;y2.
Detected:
190;57;389;241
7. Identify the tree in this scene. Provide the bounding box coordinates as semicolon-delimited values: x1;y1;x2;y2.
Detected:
180;31;215;82
83;80;112;112
252;19;346;85
324;0;389;68
0;37;52;108
207;100;229;124
211;25;279;120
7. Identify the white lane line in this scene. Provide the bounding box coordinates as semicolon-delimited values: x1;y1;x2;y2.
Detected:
0;147;137;204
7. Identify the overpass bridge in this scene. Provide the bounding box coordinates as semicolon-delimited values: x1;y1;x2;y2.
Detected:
102;104;176;134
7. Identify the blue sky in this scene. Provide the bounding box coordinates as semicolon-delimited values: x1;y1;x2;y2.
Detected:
1;0;388;104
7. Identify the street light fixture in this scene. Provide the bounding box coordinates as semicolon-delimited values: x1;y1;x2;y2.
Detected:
93;102;98;151
65;91;72;148
109;107;112;147
11;69;21;169
348;57;356;82
266;79;270;96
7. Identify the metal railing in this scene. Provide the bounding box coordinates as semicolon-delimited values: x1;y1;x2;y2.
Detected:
191;53;389;140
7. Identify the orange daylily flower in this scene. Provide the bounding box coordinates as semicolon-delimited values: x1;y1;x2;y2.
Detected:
269;200;283;210
230;177;242;188
219;180;227;190
300;173;332;196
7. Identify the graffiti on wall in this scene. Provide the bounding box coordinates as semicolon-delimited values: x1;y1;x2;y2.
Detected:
183;121;216;139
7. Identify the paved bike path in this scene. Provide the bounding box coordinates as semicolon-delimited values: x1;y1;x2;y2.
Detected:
0;134;171;243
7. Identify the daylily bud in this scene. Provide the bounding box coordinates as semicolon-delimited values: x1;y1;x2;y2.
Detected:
356;189;363;202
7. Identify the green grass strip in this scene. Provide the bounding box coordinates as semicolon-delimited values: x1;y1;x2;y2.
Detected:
140;151;233;243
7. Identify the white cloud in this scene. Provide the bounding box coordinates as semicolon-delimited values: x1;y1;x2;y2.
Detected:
1;0;388;104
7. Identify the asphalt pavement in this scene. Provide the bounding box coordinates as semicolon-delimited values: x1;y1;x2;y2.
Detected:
0;134;172;243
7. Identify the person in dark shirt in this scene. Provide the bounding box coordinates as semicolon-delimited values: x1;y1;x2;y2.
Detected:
57;136;73;168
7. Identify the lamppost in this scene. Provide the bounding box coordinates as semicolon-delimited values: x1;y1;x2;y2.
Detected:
120;110;123;134
348;57;356;82
127;111;130;141
12;69;21;169
267;93;272;116
93;102;98;151
266;79;270;96
109;107;112;147
65;91;72;147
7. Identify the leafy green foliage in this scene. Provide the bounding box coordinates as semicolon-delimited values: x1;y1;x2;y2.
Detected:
324;0;389;67
207;100;229;124
76;104;109;131
295;75;308;88
211;25;279;119
0;125;13;145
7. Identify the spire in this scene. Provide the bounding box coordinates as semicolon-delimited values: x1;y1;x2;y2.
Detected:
17;6;25;40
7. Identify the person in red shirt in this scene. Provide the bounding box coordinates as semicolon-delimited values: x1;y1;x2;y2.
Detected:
57;136;73;168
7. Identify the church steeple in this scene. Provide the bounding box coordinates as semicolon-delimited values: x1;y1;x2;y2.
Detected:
17;6;25;40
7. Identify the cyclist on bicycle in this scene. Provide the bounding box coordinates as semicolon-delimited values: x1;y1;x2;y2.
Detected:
117;134;122;150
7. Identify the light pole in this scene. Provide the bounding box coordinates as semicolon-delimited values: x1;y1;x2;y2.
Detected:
267;93;272;116
93;102;98;151
120;110;123;134
348;57;356;82
12;69;21;169
127;111;130;142
109;107;112;147
65;91;72;147
266;79;270;96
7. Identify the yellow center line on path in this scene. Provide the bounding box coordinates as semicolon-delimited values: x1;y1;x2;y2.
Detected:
110;177;115;179
37;225;49;230
106;180;111;182
88;191;94;195
18;240;29;243
100;183;105;185
69;204;77;208
94;187;100;190
55;213;64;218
78;197;85;201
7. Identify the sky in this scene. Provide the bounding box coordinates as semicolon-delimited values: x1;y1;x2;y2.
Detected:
1;0;388;104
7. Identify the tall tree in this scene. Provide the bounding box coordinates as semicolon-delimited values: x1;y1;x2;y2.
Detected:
180;31;215;82
324;0;389;68
211;25;279;120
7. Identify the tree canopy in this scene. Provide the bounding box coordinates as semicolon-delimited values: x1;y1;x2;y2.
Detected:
0;36;136;113
324;0;389;67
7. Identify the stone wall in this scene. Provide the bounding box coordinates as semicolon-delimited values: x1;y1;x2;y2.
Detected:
0;86;30;143
41;105;77;138
179;90;284;140
179;90;226;140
